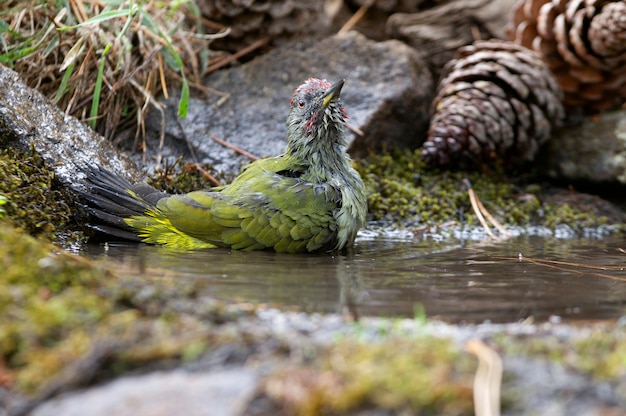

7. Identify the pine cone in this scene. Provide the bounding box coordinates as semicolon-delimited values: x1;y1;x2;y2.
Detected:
198;0;329;52
510;0;626;113
422;39;564;168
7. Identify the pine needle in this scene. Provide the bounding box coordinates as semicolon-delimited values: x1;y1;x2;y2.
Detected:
464;178;511;239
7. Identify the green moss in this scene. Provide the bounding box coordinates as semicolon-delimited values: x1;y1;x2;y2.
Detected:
267;335;474;415
542;202;609;229
494;324;626;381
354;149;623;231
0;222;245;395
0;147;82;243
0;222;111;391
570;328;626;379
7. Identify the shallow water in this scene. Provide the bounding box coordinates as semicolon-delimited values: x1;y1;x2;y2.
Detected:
81;229;626;323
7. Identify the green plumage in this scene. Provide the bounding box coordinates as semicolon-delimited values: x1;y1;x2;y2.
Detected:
81;78;367;253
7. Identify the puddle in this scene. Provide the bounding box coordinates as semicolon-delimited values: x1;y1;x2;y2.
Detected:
80;230;626;323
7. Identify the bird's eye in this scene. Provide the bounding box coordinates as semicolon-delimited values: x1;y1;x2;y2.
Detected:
298;100;305;109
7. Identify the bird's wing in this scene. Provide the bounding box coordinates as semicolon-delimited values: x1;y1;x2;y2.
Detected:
155;162;341;252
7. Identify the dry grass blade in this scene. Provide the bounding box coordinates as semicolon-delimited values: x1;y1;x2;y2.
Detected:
464;178;511;239
466;339;502;416
473;188;512;237
338;5;369;35
464;178;495;238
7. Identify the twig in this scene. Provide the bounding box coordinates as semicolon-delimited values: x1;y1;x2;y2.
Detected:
496;255;626;283
157;51;168;99
180;10;229;32
206;36;271;74
338;5;369;35
470;23;483;42
344;120;364;136
186;27;231;41
466;339;502;416
164;70;227;98
187;163;222;186
211;136;259;161
69;0;88;23
505;255;624;271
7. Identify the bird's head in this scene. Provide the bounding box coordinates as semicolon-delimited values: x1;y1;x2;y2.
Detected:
286;78;348;154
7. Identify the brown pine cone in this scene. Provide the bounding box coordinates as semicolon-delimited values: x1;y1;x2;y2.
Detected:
198;0;329;52
510;0;626;113
422;39;564;169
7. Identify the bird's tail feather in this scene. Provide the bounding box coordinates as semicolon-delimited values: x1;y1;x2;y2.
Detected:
78;166;168;241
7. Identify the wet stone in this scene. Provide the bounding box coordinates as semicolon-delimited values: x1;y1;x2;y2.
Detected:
142;30;433;175
540;109;626;184
0;65;140;185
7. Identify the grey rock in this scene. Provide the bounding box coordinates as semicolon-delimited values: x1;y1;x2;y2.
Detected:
541;110;626;184
0;64;140;184
142;30;432;175
31;368;258;416
504;357;621;415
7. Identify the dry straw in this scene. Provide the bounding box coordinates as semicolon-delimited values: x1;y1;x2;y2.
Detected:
0;0;227;146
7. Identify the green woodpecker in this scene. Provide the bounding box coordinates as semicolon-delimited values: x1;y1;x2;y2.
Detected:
81;78;367;253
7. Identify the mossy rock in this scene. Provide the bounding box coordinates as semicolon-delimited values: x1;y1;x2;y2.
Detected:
354;149;625;231
0;147;82;243
0;222;239;396
266;334;475;415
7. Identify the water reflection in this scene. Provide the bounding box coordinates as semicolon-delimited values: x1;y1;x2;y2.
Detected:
81;233;626;323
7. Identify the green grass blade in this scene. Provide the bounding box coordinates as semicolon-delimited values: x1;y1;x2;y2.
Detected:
90;44;111;129
0;22;56;64
42;32;60;58
159;44;191;115
117;4;137;38
55;61;76;103
58;5;138;31
179;77;189;117
139;11;189;117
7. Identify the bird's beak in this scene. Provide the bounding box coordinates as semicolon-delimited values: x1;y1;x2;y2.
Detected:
322;79;345;109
